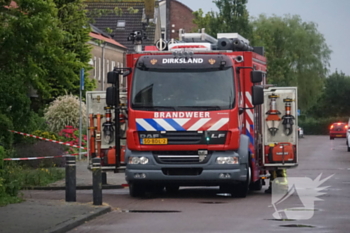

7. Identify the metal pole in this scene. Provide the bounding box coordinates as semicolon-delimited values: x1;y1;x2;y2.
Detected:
92;157;102;205
65;156;76;202
115;73;121;171
79;68;84;160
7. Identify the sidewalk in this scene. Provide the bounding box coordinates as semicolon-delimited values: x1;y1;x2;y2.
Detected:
0;159;126;233
45;159;127;189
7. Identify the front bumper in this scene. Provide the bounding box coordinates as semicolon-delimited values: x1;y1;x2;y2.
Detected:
125;150;248;186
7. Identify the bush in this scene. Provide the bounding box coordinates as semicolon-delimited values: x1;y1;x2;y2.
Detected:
0;114;14;149
44;94;87;133
0;146;25;206
299;117;349;135
58;126;87;155
22;166;64;187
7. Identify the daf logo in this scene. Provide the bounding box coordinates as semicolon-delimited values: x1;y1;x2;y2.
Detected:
211;133;225;138
139;134;160;138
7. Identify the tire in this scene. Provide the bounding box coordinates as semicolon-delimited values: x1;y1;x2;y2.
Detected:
348;146;350;152
165;185;179;194
249;178;263;191
232;165;251;198
129;183;145;197
330;137;334;140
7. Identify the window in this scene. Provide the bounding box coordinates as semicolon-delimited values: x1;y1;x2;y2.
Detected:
111;61;115;71
93;57;97;79
103;59;105;83
117;20;125;29
98;58;101;80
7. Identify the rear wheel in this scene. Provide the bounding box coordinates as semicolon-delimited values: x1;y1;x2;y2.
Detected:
347;145;350;152
330;137;334;140
129;183;145;197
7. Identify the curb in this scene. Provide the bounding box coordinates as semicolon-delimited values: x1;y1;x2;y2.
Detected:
48;205;111;233
24;184;126;190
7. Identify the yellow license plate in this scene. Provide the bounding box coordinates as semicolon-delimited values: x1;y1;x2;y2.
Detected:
142;138;168;145
336;135;343;137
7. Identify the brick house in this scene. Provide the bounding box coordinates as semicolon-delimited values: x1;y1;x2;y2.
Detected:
88;25;127;91
160;0;197;40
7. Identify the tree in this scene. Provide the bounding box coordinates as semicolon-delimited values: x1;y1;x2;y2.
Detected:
37;0;95;103
250;15;331;110
309;71;350;118
0;0;64;130
0;0;95;138
193;0;251;38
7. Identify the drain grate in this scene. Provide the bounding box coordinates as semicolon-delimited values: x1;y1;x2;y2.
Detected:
200;201;226;204
280;224;315;228
122;210;181;213
266;219;296;221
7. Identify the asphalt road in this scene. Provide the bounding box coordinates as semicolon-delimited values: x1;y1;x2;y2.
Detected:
28;136;350;233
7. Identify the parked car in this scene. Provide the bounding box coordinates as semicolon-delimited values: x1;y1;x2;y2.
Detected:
298;126;304;138
329;122;348;140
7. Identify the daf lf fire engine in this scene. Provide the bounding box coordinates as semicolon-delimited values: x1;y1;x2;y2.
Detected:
86;29;299;197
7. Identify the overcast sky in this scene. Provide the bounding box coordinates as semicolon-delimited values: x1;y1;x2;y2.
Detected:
177;0;350;76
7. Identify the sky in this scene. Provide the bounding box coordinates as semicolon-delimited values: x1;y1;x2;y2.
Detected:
177;0;350;76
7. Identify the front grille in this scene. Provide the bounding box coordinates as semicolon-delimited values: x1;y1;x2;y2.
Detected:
165;131;202;144
138;131;227;145
153;151;211;164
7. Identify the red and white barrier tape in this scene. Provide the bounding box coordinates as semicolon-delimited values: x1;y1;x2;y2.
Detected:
3;152;88;161
8;130;88;150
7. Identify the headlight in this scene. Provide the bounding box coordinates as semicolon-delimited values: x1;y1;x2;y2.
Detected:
128;156;149;165
139;156;149;165
216;156;239;164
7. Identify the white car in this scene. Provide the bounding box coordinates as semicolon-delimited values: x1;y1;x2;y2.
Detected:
298;126;304;138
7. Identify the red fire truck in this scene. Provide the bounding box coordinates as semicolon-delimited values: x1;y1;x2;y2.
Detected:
87;29;298;197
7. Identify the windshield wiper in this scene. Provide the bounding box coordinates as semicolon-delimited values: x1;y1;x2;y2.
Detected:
177;106;222;110
132;105;177;111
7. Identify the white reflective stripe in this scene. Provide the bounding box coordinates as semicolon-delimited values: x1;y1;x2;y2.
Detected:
208;118;229;130
246;120;250;131
188;118;211;131
246;109;254;122
245;91;252;103
153;119;175;131
136;119;156;131
173;118;190;126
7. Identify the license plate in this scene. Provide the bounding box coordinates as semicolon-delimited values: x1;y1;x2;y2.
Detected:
142;138;168;145
336;135;343;137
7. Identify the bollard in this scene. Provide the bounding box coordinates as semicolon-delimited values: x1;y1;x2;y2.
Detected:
65;156;76;202
102;172;107;185
92;157;102;205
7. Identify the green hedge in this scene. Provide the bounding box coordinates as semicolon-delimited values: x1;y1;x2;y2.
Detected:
299;117;349;135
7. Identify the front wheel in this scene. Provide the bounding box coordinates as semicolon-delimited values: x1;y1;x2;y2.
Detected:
165;185;179;194
249;178;262;191
347;145;350;152
232;165;251;198
129;183;145;197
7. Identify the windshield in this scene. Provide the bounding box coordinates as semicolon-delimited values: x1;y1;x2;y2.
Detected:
131;68;234;111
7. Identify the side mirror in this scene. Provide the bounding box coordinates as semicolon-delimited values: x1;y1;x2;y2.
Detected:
107;71;118;84
106;87;116;106
252;85;264;105
123;70;131;77
250;70;264;83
